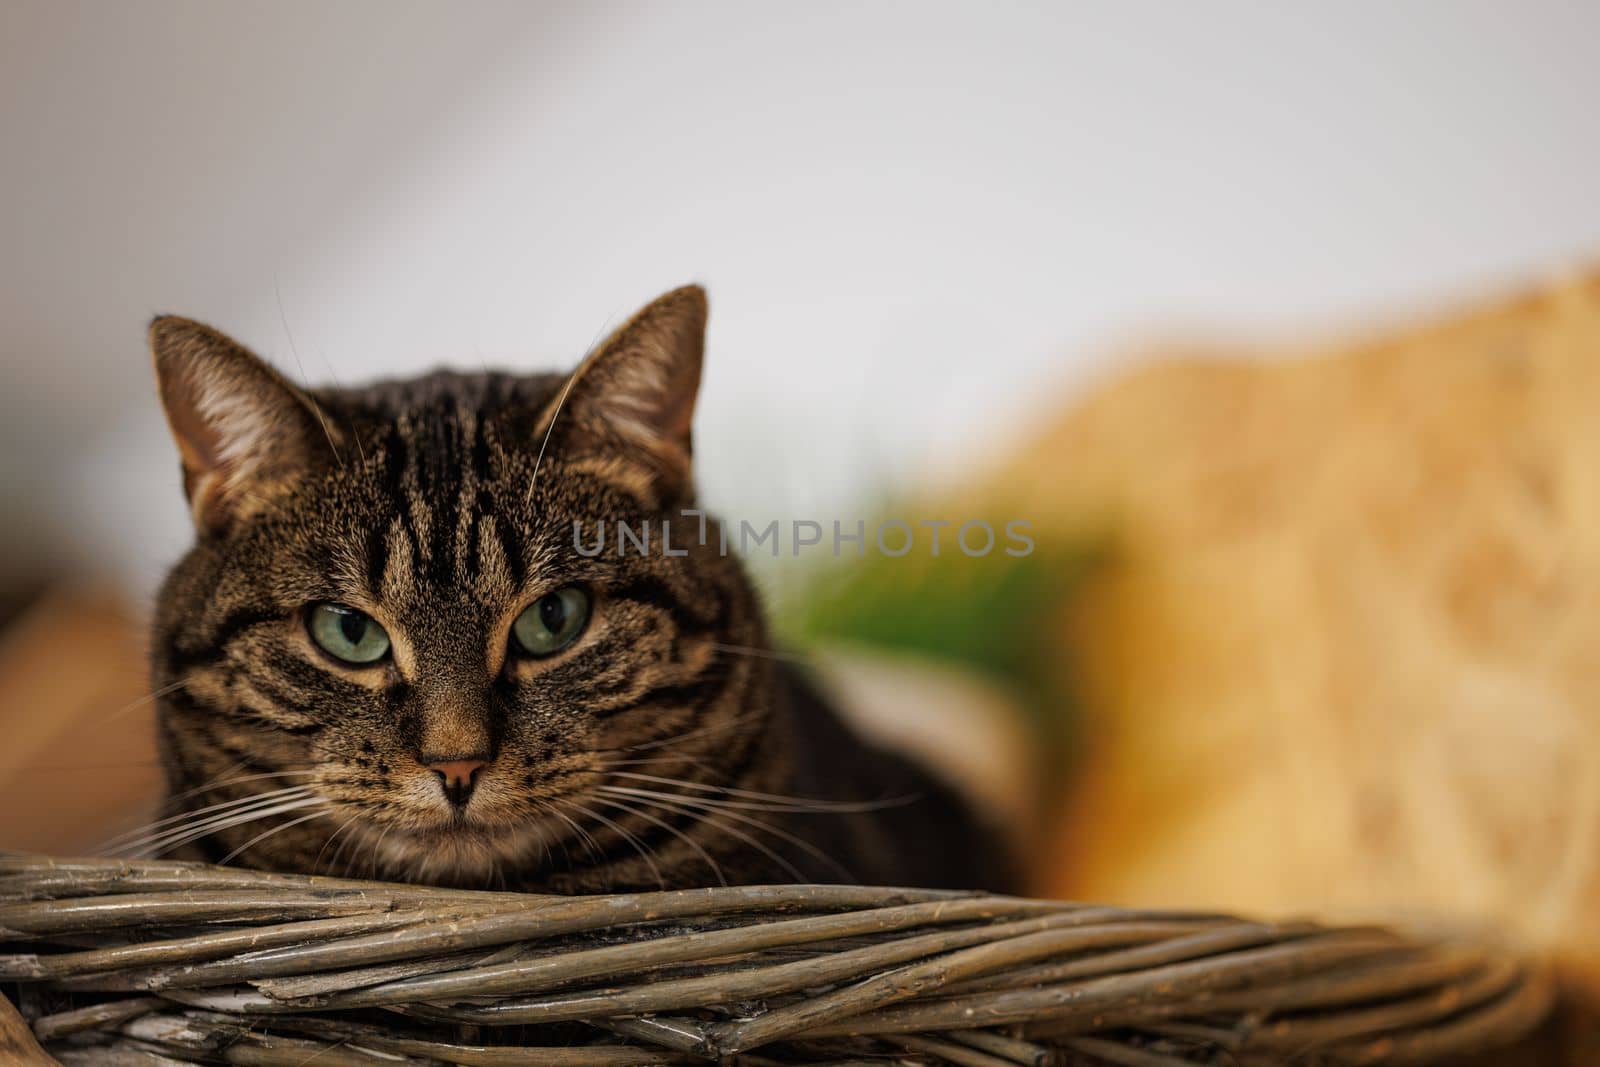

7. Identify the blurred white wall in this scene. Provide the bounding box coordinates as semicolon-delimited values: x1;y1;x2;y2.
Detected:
4;1;1600;604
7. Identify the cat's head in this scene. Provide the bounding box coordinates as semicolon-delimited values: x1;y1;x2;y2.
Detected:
146;287;775;888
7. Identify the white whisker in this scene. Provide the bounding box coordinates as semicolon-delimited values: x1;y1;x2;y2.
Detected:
708;642;814;665
602;753;721;775
312;812;365;874
100;786;318;852
605;788;808;883
525;322;605;505
606;772;912;813
603;786;854;882
168;768;320;808
99;678;188;725
218;808;332;866
275;281;346;467
556;796;665;889
540;800;606;870
590;794;727;886
127;798;322;859
114;795;322;858
600;782;905;815
356;821;396;879
620;709;764;754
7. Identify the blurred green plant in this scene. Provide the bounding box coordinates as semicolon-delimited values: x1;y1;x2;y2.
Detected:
778;512;1102;777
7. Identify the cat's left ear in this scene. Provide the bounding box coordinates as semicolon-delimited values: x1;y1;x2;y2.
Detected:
535;285;706;505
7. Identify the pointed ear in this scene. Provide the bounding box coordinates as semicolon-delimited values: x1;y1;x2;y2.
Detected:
149;316;340;535
535;285;707;505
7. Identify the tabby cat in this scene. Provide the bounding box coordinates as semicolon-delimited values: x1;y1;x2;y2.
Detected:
144;286;1011;892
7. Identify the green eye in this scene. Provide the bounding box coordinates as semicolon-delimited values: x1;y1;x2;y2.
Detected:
511;587;590;657
307;604;391;665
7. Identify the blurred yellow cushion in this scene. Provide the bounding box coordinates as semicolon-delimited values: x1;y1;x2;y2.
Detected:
1016;270;1600;987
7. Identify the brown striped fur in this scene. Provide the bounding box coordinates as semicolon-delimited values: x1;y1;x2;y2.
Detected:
147;287;1012;892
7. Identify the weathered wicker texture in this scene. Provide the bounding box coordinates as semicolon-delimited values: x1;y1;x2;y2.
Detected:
0;856;1552;1066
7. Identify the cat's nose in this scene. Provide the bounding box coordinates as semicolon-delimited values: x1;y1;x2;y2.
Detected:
425;757;488;806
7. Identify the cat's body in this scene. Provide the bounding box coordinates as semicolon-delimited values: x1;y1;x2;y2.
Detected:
146;288;1011;892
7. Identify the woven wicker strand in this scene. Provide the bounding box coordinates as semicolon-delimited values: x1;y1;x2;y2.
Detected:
0;855;1553;1066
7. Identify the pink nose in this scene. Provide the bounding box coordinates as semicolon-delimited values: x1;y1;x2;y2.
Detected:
426;758;487;790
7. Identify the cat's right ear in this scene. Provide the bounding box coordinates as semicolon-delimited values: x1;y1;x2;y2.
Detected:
149;316;341;535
